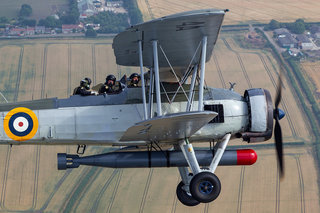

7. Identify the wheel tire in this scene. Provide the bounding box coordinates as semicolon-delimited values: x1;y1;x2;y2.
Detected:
189;172;221;203
176;181;200;206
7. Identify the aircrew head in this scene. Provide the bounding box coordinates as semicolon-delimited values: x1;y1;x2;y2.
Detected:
106;74;116;87
80;77;92;90
129;73;140;86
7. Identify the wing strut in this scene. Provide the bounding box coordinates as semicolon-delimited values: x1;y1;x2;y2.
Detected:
198;36;208;111
148;68;154;118
186;64;198;111
152;40;162;116
138;40;148;120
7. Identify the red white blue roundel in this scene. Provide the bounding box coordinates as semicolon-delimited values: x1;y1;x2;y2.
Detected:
4;107;38;141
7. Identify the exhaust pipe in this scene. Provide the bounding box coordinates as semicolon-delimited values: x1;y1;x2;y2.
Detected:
57;149;257;170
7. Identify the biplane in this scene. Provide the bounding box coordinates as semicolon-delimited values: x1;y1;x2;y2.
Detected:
0;9;285;206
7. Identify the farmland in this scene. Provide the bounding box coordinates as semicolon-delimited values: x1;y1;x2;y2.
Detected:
0;33;318;212
0;0;68;20
301;61;320;103
137;0;320;24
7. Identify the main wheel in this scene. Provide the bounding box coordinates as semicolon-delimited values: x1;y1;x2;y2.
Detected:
176;181;200;206
189;172;221;203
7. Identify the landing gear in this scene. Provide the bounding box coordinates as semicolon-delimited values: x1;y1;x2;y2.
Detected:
175;134;230;206
189;172;221;203
176;181;200;206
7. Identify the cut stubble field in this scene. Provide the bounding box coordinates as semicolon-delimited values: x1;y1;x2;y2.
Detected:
0;0;68;20
137;0;320;24
301;61;320;103
0;36;318;212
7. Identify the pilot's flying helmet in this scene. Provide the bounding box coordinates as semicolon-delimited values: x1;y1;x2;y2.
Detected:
80;77;92;90
106;74;116;85
129;73;140;85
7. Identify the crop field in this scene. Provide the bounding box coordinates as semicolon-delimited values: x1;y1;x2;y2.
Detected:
137;0;320;24
0;0;68;20
301;61;320;103
0;35;318;213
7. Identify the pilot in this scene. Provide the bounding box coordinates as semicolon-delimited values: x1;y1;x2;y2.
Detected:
99;74;118;94
128;73;140;88
73;77;97;96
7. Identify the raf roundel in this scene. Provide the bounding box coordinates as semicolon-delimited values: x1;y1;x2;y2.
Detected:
3;107;38;141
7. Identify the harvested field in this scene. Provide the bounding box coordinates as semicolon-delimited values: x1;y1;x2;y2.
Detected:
137;0;320;24
0;36;317;212
0;0;68;20
0;45;21;103
18;44;43;101
301;61;320;102
3;146;38;210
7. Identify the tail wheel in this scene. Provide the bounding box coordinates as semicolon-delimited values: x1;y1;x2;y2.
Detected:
176;181;200;206
190;172;221;203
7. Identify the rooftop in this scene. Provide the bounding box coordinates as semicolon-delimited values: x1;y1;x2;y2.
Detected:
296;34;311;43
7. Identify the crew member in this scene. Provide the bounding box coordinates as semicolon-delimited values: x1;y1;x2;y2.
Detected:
99;74;117;94
128;73;140;87
73;77;97;96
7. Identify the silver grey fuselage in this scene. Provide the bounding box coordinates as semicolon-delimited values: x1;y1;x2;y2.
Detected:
0;86;266;146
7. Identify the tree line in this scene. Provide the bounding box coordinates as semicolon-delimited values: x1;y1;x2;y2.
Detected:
0;0;79;28
264;19;308;34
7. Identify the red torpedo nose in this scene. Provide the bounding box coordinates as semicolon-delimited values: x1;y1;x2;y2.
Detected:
237;149;257;165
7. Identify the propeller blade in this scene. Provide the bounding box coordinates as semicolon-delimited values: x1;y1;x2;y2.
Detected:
274;118;284;178
275;76;282;109
274;69;284;178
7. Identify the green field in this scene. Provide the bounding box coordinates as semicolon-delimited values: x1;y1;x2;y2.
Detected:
0;0;68;20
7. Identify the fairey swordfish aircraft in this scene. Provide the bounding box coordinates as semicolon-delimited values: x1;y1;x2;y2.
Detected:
0;9;286;206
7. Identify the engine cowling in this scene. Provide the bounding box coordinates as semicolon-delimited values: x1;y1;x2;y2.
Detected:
241;88;273;143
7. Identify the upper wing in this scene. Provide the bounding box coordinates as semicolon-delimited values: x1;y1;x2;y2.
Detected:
113;9;226;81
120;111;217;142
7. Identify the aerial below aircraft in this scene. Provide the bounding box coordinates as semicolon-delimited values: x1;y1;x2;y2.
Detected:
0;9;286;206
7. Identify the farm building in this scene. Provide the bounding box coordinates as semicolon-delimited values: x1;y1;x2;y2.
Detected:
25;27;35;35
7;27;26;36
296;34;313;50
106;1;123;7
105;0;126;13
78;0;97;17
274;28;290;37
278;33;297;48
35;26;45;34
62;24;83;33
314;32;320;39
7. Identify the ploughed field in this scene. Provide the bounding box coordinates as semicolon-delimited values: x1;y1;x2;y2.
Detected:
0;36;318;212
137;0;320;24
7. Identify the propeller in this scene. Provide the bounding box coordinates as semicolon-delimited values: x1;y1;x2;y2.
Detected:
273;74;285;178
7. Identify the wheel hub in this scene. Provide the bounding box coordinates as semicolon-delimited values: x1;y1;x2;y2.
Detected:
199;181;213;194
